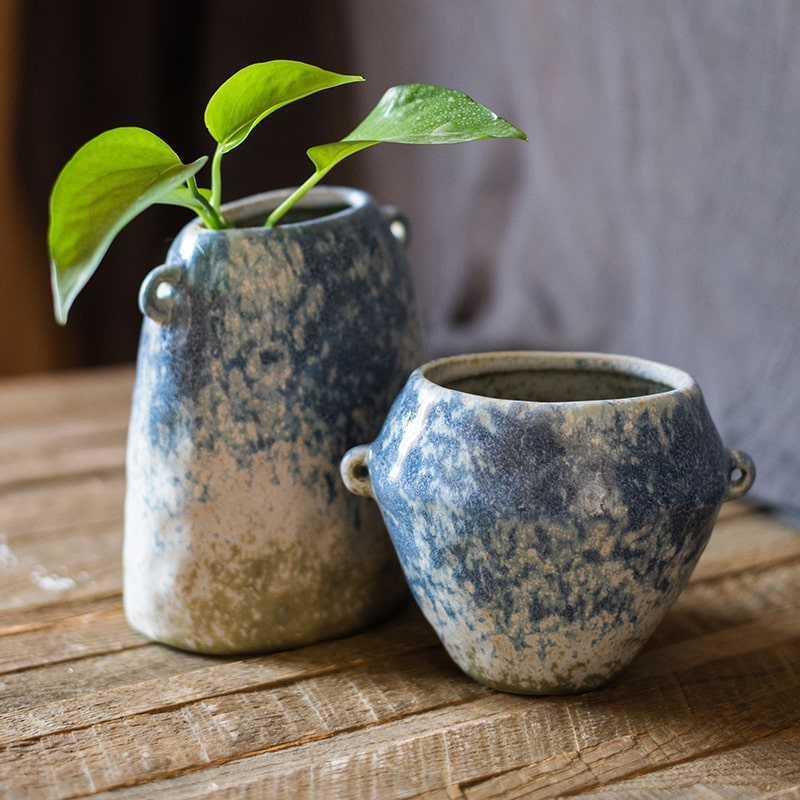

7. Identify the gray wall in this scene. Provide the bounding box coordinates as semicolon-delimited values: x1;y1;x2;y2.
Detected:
344;1;800;516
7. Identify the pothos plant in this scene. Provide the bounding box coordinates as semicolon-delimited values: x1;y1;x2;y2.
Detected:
48;59;526;324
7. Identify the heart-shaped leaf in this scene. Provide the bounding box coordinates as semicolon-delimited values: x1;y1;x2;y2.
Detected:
342;83;527;145
205;60;363;154
265;84;526;226
48;127;206;323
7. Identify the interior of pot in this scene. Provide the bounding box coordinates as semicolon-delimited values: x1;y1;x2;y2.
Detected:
220;186;366;229
445;369;670;402
424;352;691;403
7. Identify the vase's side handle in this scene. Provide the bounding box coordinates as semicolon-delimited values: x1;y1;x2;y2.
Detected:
340;445;375;499
724;449;756;501
381;206;411;247
139;264;187;326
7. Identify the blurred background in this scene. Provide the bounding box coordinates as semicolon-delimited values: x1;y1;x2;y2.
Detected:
2;0;798;515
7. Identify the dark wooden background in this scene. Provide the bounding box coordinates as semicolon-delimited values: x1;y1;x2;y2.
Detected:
2;0;361;374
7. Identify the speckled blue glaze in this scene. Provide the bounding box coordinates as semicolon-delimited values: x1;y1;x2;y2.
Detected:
341;351;755;694
124;187;421;654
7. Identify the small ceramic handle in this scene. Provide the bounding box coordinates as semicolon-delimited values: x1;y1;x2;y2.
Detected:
725;449;756;501
340;445;375;498
139;264;186;326
382;205;410;247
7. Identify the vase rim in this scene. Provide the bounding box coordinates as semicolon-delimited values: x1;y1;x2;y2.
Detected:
212;185;372;231
419;350;696;406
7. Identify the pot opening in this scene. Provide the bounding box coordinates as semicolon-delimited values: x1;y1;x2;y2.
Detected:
215;187;368;230
235;203;350;228
438;369;672;403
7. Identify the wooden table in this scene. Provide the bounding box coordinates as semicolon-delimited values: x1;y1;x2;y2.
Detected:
1;366;799;799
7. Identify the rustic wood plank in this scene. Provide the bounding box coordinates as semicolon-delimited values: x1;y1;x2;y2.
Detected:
0;601;146;674
0;430;125;487
0;366;133;428
0;603;441;741
648;557;800;647
1;601;797;799
0;592;122;637
0;471;124;531
74;632;800;800
627;608;800;681
0;646;491;799
28;572;797;800
0;366;132;486
26;693;569;800
0;472;123;614
0;630;210;716
0;517;122;613
694;506;800;582
556;726;800;799
454;727;800;799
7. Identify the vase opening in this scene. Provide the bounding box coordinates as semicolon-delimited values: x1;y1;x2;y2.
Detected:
443;369;671;402
204;186;370;231
422;352;692;404
236;203;351;228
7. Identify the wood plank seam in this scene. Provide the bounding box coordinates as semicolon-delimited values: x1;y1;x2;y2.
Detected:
0;463;125;493
689;550;800;586
447;721;800;799
0;641;460;746
0;592;123;637
0;672;496;797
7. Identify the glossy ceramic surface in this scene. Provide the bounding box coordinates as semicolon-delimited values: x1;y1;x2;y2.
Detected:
125;187;421;654
341;351;754;693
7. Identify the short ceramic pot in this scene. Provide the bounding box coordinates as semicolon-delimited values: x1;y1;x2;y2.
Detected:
340;351;755;694
124;187;420;654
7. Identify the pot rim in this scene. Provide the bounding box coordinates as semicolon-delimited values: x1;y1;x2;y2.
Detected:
186;186;373;235
419;350;696;405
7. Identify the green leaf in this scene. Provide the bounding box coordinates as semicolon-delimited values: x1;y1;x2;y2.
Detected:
265;84;526;226
343;83;527;145
48;127;206;324
205;60;364;154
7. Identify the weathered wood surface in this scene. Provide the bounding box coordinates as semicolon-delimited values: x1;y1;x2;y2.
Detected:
0;366;798;799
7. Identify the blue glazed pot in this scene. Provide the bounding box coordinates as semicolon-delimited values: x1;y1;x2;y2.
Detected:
124;187;421;654
341;351;755;694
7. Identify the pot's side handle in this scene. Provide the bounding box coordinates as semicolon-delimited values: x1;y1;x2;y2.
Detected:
139;264;187;326
340;445;375;499
725;449;756;501
381;206;410;247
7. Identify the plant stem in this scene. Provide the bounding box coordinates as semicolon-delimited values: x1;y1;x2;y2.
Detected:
188;177;227;229
209;145;224;214
264;171;323;227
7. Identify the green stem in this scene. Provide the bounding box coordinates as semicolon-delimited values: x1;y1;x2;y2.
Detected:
209;145;224;213
188;177;227;229
264;170;324;227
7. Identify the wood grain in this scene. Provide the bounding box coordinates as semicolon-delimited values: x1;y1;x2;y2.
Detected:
0;366;798;799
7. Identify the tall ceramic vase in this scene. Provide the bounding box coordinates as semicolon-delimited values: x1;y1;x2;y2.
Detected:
123;187;421;654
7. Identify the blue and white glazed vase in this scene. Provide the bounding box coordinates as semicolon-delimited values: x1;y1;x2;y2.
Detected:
124;187;421;654
341;351;755;694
